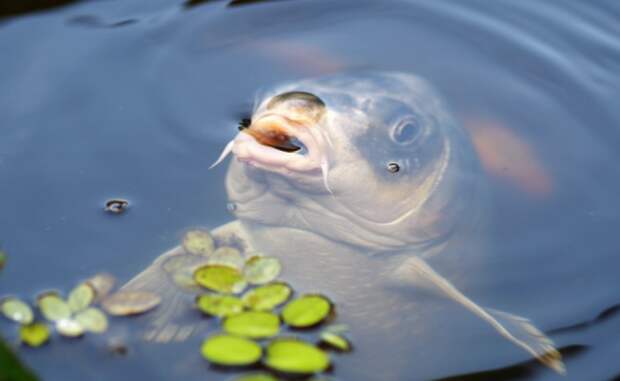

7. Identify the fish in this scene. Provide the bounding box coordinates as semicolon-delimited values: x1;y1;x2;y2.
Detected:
119;71;564;376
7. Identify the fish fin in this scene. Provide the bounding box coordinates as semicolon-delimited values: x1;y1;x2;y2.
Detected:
394;257;565;374
120;247;208;343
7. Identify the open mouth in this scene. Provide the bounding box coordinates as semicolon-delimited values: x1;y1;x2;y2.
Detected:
210;113;332;192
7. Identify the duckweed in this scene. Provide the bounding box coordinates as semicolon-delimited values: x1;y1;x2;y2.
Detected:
86;273;116;301
242;282;292;311
223;311;280;339
194;265;247;294
232;373;278;381
75;308;108;333
265;338;330;374
67;283;95;313
282;295;332;328
209;247;245;270
19;323;50;347
37;293;71;322
1;297;34;325
197;294;244;318
55;319;84;337
319;332;351;352
183;230;215;256
243;256;281;285
201;335;262;366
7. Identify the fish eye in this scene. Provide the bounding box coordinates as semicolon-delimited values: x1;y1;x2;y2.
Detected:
390;117;422;145
386;162;400;173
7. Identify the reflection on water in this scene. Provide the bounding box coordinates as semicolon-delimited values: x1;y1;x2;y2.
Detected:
0;0;619;380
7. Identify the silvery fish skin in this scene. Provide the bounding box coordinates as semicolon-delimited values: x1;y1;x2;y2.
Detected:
121;72;563;377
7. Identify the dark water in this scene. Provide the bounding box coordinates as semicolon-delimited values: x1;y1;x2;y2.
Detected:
1;0;620;380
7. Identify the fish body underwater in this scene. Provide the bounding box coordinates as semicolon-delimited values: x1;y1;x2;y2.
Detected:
121;72;563;378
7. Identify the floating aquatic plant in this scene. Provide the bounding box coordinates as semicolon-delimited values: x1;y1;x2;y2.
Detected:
1;297;34;325
0;250;6;270
18;323;50;348
232;372;278;381
282;294;332;328
223;311;280;339
196;294;244;318
264;338;330;374
209;247;245;270
183;230;215;256
242;282;292;311
319;331;351;352
194;264;247;294
201;334;262;366
243;256;281;285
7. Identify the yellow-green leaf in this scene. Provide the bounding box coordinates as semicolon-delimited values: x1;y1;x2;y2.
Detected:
56;319;84;337
75;308;108;333
243;256;281;285
265;338;330;374
282;295;332;328
37;292;71;322
183;230;215;256
223;311;280;339
68;283;95;313
319;331;351;352
1;297;34;325
196;294;244;318
201;334;262;366
194;265;247;294
242;282;291;311
19;323;50;347
209;247;245;270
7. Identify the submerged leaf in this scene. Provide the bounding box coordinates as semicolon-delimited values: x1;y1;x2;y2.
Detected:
75;308;108;333
1;297;34;325
242;282;292;311
243;256;281;285
56;319;84;337
209;247;245;270
282;295;332;328
194;265;247;294
223;311;280;339
19;323;50;347
196;294;244;318
162;254;207;292
265;338;330;374
67;283;95;313
37;293;71;322
201;334;262;366
101;291;161;316
0;250;6;270
319;331;351;352
183;230;215;256
86;273;116;301
0;336;39;380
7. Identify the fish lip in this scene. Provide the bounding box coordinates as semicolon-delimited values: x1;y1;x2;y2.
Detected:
230;113;327;174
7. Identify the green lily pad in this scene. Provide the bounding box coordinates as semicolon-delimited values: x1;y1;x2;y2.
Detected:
282;295;332;328
232;373;278;381
243;256;281;285
1;297;34;325
75;307;108;333
86;273;116;301
242;282;292;311
56;319;84;337
194;265;247;294
319;332;351;352
101;290;161;316
19;323;50;347
223;311;280;339
201;334;262;366
196;294;244;318
265;338;330;374
183;230;215;256
68;283;95;313
37;292;71;322
209;247;245;270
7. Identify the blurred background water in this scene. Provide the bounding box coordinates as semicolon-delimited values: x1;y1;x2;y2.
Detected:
1;0;619;380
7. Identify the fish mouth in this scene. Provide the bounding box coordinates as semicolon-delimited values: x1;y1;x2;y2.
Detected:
210;113;332;191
